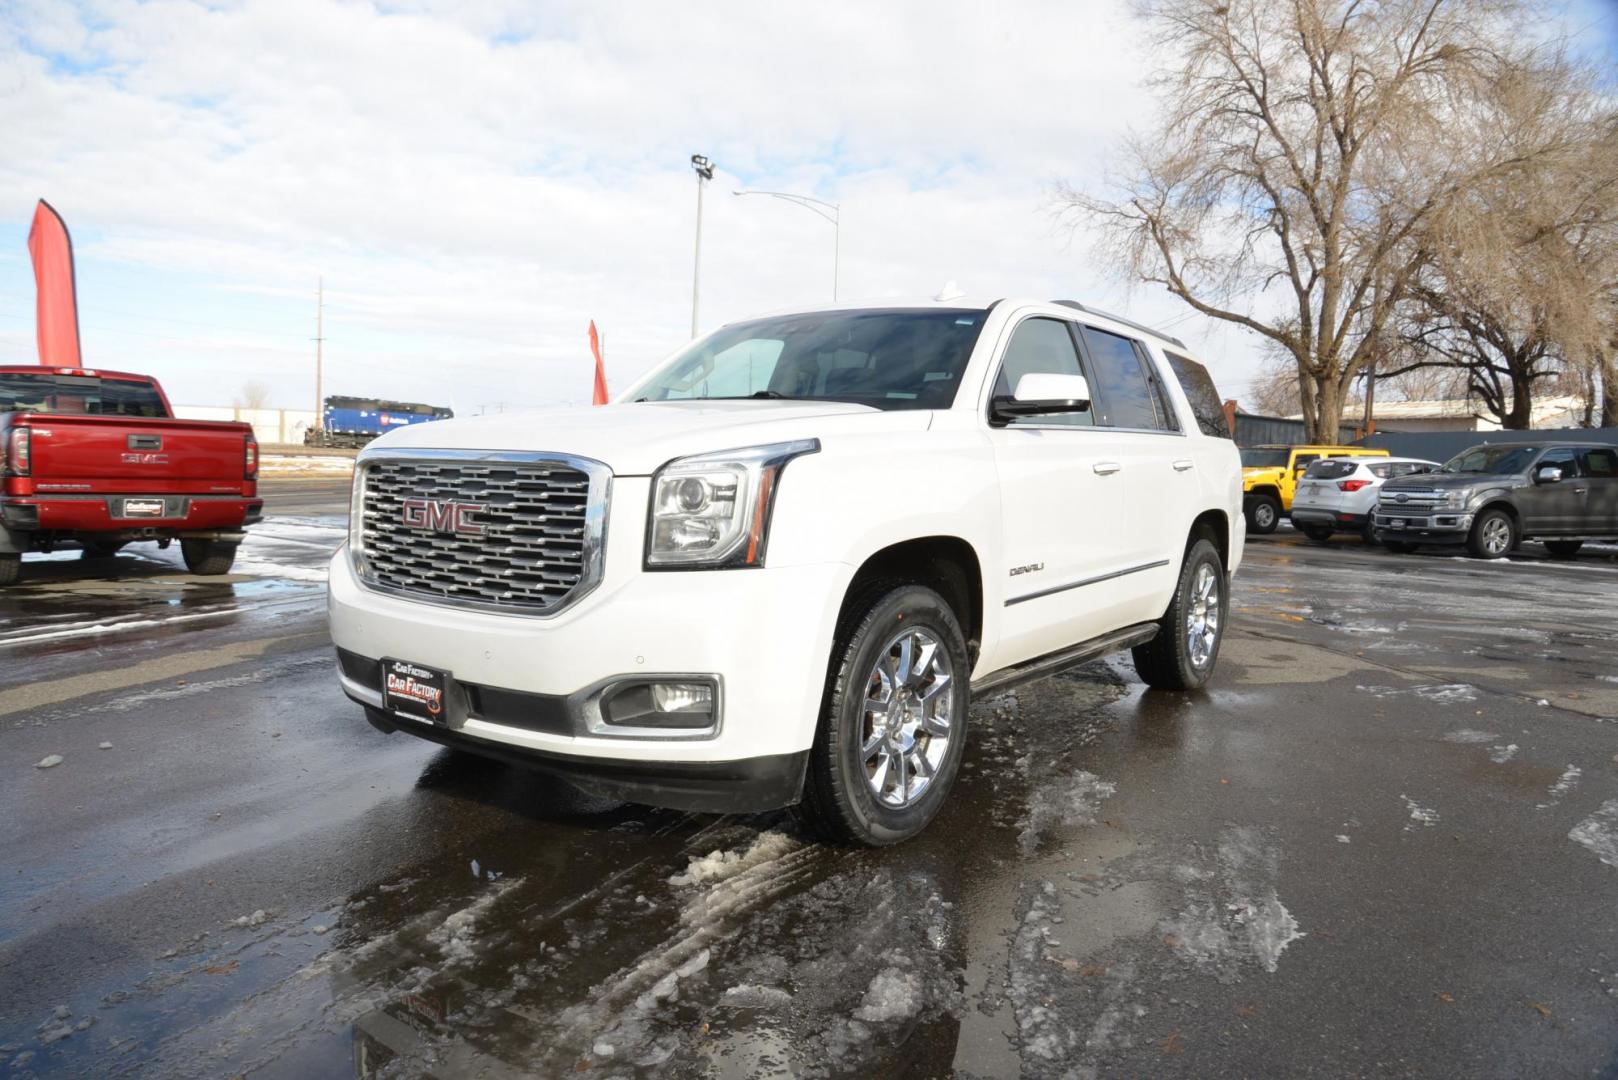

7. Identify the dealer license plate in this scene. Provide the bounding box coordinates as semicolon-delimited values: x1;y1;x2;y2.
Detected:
1386;518;1407;529
382;658;450;724
121;498;165;517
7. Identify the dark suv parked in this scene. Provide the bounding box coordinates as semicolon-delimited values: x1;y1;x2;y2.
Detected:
1373;442;1618;559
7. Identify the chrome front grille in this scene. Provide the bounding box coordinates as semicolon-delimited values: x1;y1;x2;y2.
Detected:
356;450;610;615
1378;487;1445;511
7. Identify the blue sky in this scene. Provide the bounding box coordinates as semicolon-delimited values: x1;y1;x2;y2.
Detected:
0;0;1611;415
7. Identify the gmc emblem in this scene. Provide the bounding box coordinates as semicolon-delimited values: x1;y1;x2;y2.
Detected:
400;498;486;535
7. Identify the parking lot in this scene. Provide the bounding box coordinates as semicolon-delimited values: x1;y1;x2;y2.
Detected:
3;482;1617;1078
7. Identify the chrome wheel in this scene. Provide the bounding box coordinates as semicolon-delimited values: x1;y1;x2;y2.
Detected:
1480;516;1511;556
860;627;954;808
1253;503;1275;529
1185;563;1220;668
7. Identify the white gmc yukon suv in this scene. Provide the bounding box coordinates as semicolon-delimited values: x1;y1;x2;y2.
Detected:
329;298;1243;845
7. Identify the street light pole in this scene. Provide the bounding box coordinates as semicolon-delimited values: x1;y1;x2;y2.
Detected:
690;154;714;338
732;189;841;301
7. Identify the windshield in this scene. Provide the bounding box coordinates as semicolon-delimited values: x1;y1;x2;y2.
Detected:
0;372;167;418
1441;446;1540;476
1241;449;1289;468
631;309;987;411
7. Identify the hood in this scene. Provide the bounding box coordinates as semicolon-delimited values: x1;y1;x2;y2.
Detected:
365;399;930;475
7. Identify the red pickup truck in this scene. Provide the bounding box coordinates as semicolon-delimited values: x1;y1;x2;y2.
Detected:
0;365;262;586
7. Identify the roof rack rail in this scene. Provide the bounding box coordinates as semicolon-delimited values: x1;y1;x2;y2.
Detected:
1051;300;1186;349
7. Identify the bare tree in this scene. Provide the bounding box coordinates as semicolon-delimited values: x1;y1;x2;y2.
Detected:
234;380;272;411
1059;0;1579;441
1378;66;1618;428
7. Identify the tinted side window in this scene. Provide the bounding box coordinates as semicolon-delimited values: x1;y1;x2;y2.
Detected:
992;318;1093;428
1164;352;1231;439
1079;327;1161;429
1579;448;1618;477
1538;448;1580;476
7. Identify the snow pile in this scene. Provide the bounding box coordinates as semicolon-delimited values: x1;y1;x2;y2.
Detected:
1401;795;1440;829
1489;744;1518;764
1358;683;1478;704
1570;801;1618;868
1537;765;1582;809
668;830;797;888
259;454;354;474
852;967;922;1023
1018;771;1117;854
34;754;63;769
232;909;272;928
1161;827;1304;976
426;880;517;964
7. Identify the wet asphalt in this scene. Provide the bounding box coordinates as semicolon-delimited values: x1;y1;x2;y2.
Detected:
2;481;1617;1079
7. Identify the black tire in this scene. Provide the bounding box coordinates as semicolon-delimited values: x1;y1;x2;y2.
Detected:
80;541;124;560
181;539;239;575
1544;540;1583;559
1466;508;1516;560
1132;538;1227;691
1300;523;1334;543
1382;539;1418;554
1361;520;1379;547
799;583;971;847
1245;495;1280;535
0;554;19;587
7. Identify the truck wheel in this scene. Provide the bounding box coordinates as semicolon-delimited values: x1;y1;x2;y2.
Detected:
1544;540;1583;559
1300;523;1334;543
0;554;19;587
1361;521;1379;547
1245;495;1280;535
181;540;239;575
1467;509;1515;560
799;583;970;847
80;541;124;560
1132;539;1226;691
1382;540;1418;554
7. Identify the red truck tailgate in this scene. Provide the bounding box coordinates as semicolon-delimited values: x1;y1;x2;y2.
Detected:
20;415;254;495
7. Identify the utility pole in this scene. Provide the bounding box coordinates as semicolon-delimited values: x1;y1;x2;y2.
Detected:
690;154;714;338
313;276;325;436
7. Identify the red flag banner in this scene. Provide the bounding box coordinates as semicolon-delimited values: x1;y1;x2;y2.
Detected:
589;320;609;406
28;200;82;367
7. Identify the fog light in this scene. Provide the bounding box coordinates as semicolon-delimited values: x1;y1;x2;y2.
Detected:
652;682;713;713
597;677;720;732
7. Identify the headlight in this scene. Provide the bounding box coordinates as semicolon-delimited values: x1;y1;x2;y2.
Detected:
1441;490;1469;509
646;440;819;569
348;464;368;575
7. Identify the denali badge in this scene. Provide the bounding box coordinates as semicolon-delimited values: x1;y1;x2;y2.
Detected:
400;498;486;535
1009;562;1045;577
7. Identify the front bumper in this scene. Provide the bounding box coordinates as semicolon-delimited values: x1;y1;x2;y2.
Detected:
327;545;852;810
1372;509;1473;543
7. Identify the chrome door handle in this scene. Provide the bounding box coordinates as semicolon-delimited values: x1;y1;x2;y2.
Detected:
1093;461;1122;476
1172;459;1194;472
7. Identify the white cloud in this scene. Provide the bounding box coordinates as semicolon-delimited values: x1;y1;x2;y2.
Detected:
0;0;1267;412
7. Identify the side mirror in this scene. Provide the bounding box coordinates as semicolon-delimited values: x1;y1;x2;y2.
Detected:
1535;464;1563;485
990;373;1092;426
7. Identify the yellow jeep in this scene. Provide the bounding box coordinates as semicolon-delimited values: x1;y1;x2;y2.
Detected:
1241;445;1389;534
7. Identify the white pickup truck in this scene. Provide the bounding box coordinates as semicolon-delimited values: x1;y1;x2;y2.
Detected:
329;298;1243;844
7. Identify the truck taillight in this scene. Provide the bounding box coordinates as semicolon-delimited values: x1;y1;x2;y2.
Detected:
1337;479;1371;492
244;435;258;479
4;428;29;477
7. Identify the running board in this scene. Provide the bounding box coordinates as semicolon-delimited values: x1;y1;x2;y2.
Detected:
969;622;1159;698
